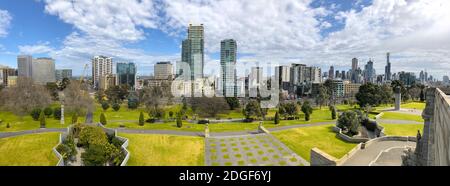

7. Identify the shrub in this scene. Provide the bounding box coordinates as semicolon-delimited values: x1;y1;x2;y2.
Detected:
101;102;110;111
127;99;138;109
197;119;209;124
329;106;337;120
169;111;174;118
54;107;62;120
111;137;123;147
31;108;42;121
78;126;109;147
100;113;107;125
112;103;120;111
81;144;108;166
243;118;254;123
139;111;144;126
362;119;378;132
44;107;53;117
301;101;313;121
274;111;280;124
337;110;361;136
39;111;46;128
146;118;157;123
176;113;182;128
6;123;10;128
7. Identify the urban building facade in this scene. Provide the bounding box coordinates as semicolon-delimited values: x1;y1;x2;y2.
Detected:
154;61;173;80
55;69;72;81
92;56;113;89
181;24;204;80
32;57;56;85
116;62;136;90
17;55;33;78
220;39;237;97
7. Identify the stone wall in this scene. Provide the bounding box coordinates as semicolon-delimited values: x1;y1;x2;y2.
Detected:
310;148;338;166
416;88;450;166
332;126;369;143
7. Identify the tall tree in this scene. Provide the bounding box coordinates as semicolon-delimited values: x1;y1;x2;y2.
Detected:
315;84;329;109
63;81;94;116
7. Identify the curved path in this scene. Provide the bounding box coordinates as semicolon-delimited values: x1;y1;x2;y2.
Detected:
0;128;67;138
340;140;416;166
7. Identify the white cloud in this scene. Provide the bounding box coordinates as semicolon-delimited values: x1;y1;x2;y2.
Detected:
18;42;54;54
0;9;12;37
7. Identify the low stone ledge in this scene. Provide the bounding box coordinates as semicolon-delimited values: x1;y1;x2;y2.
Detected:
258;125;270;134
310;148;338;166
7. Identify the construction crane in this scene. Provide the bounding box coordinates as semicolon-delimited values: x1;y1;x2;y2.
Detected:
79;63;89;83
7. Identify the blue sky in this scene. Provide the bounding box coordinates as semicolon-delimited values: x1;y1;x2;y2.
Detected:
0;0;449;78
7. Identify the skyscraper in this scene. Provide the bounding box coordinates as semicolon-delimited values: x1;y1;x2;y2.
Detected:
92;56;113;89
385;52;392;81
32;57;56;85
364;59;376;83
17;55;33;78
328;66;334;80
220;39;237;97
181;24;204;80
154;61;173;80
116;62;136;90
351;58;358;71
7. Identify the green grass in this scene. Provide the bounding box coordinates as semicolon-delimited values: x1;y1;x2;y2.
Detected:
93;103;145;122
0;111;83;132
104;121;205;132
401;102;426;110
272;125;357;162
119;133;205;166
380;123;424;136
380;112;424;122
0;132;60;166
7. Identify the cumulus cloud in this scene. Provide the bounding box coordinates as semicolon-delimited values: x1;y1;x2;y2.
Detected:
0;9;12;37
32;0;450;78
18;42;54;54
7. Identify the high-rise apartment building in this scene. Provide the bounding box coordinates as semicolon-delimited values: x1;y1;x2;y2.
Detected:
275;65;291;91
328;66;334;80
220;39;237;97
32;57;56;85
363;59;376;83
181;24;204;80
351;58;358;71
154;61;173;80
92;56;113;89
116;62;136;90
0;66;18;87
17;55;33;78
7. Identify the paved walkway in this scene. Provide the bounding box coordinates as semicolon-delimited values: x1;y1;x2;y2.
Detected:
0;128;66;138
205;133;309;166
380;108;423;115
340;140;416;166
116;128;204;137
377;119;422;124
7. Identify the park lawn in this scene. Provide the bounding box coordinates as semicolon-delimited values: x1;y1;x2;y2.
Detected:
374;104;395;111
380;123;423;137
0;111;78;132
208;122;259;132
272;125;357;162
217;109;245;119
380;112;424;122
401;102;426;110
335;104;359;111
104;121;205;132
0;132;60;166
92;103;145;122
119;134;204;166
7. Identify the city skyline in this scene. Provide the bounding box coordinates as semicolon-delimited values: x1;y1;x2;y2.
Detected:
0;0;449;78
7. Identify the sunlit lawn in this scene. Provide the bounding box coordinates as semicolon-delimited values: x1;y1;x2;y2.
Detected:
380;123;423;137
104;121;205;132
0;132;60;166
380;112;423;122
0;111;81;132
401;102;426;110
119;133;204;166
272;125;357;162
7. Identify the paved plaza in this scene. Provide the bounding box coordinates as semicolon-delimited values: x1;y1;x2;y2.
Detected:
205;133;309;166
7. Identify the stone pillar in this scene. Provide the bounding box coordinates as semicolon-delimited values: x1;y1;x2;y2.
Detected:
61;104;65;125
394;92;401;110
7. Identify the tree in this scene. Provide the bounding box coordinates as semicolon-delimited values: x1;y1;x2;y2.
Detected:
225;97;240;110
141;84;172;119
274;111;280;124
101;102;110;111
315;84;329;109
112;103;120;111
105;85;130;103
46;82;59;101
139;111;144;126
408;86;422;101
337;110;360;136
44;107;53;117
355;83;382;107
420;88;425;102
54;107;62;120
0;77;52;117
329;105;336;120
57;77;70;91
81;144;108;166
63;81;94;116
323;79;334;104
189;97;229;118
391;80;408;101
169;111;174;119
39;111;46;128
95;89;106;103
243;100;261;120
176;113;182;128
72;113;78;124
301;101;313;121
379;84;394;105
31;108;42;121
279;102;299;119
100;113;107;125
